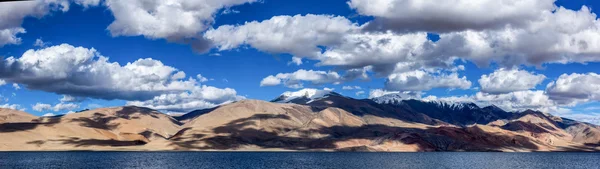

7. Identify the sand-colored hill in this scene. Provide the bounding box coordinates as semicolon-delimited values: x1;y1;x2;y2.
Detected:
0;106;181;151
0;108;36;123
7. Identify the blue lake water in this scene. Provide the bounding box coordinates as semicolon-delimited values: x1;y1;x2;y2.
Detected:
0;152;599;169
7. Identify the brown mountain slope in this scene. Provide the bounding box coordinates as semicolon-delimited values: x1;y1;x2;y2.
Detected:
0;106;182;151
166;100;599;152
0;108;36;123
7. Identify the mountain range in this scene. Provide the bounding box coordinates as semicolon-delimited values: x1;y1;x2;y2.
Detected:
1;89;599;152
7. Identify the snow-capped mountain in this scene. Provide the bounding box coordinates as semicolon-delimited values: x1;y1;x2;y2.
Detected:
370;93;512;125
371;93;479;111
426;100;480;111
271;88;340;104
370;93;410;105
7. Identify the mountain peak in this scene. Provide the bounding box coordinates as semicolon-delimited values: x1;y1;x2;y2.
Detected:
426;100;480;110
271;88;339;104
370;92;418;104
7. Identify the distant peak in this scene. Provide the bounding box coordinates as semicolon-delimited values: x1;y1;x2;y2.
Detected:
272;88;338;104
370;92;419;104
426;100;480;110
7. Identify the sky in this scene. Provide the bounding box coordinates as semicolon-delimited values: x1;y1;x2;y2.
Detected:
0;0;600;124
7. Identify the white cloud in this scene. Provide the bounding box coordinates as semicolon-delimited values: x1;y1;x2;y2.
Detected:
32;103;51;112
260;75;281;87
196;74;209;82
206;14;439;76
12;83;20;90
385;70;471;91
0;28;26;47
546;73;600;105
0;43;244;113
206;14;357;58
342;86;361;90
288;57;303;65
0;0;69;47
207;6;600;79
0;44;198;101
42;113;56;117
560;113;600;125
349;0;555;33
73;0;101;8
60;95;86;102
0;80;6;86
435;6;600;67
259;69;366;89
479;68;546;94
471;91;557;112
104;0;257;52
32;102;79;112
0;103;23;111
355;91;365;96
126;85;244;113
33;38;49;47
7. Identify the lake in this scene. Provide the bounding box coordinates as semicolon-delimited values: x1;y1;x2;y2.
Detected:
0;152;598;169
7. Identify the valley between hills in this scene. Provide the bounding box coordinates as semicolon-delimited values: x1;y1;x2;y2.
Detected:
1;89;599;152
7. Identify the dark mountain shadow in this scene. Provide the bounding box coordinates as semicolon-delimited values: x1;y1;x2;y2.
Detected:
116;106;160;119
399;99;511;126
501;121;558;134
0;117;61;133
305;95;437;125
168;113;542;151
175;107;219;122
27;137;147;147
69;113;119;130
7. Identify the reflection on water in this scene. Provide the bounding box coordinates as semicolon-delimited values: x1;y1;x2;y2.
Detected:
0;152;599;169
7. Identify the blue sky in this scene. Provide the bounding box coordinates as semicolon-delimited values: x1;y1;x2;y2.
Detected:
0;0;599;124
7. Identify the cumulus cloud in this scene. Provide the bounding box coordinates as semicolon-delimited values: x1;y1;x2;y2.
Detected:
33;38;49;47
342;86;361;90
0;44;197;101
196;74;209;82
479;68;546;94
355;91;365;96
546;73;600;105
385;70;471;91
12;83;20;90
0;0;69;47
104;0;256;52
349;0;555;33
60;95;86;102
206;14;357;58
0;103;23;111
436;6;600;67
260;69;366;89
206;15;441;75
126;85;244;113
73;0;101;8
207;6;600;76
32;102;79;112
0;43;244;113
289;57;303;65
560;113;600;125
